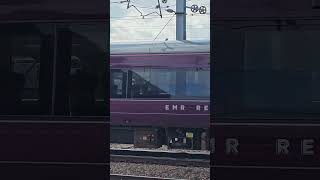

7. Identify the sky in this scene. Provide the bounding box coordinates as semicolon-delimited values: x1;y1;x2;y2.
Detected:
110;0;210;42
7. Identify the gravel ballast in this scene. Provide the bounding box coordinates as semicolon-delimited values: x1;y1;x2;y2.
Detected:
110;143;210;179
110;162;210;180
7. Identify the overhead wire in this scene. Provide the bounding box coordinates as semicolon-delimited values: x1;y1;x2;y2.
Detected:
111;0;210;41
112;35;210;41
110;16;174;21
111;0;210;19
112;24;210;28
153;14;176;40
110;0;177;17
130;0;177;7
112;27;210;30
111;13;209;21
123;0;164;18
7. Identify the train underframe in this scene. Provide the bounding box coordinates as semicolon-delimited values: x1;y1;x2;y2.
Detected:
111;126;210;150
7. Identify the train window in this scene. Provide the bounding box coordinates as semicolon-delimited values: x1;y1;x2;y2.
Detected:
53;23;107;116
129;68;209;99
242;31;315;112
129;69;175;99
14;58;40;100
220;29;320;113
185;69;210;98
0;24;54;115
111;69;127;98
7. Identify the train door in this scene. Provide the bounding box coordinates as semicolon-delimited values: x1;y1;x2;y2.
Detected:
111;68;128;99
51;24;108;178
110;68;133;143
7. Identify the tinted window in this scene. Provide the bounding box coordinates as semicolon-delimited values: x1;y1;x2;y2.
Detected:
0;24;53;115
111;69;127;98
214;28;320;114
129;68;209;99
0;23;108;116
243;31;318;112
14;58;39;100
54;23;107;116
185;69;210;98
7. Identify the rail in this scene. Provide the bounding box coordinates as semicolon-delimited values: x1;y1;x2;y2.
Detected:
110;148;210;167
110;174;186;180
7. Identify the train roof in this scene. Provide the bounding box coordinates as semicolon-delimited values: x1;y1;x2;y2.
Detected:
110;40;210;55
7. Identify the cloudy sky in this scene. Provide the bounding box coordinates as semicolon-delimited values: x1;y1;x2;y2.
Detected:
110;0;210;42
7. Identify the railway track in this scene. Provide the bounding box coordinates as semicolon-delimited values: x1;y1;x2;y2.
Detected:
110;148;210;167
110;174;186;180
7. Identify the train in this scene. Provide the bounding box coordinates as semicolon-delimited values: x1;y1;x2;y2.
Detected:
110;40;210;149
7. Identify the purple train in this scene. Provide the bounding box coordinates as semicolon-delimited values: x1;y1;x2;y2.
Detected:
110;40;210;149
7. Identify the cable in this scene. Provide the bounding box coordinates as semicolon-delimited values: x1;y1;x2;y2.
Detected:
111;14;169;18
111;0;128;4
110;13;208;21
112;24;210;28
133;0;176;7
111;0;210;40
124;0;163;18
112;26;210;30
111;0;210;19
153;14;176;40
110;12;209;19
110;16;174;21
111;36;210;41
111;0;179;19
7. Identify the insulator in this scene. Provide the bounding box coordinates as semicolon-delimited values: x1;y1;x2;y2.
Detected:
190;4;199;13
199;6;207;14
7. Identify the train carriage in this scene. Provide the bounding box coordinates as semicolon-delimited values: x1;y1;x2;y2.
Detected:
0;1;109;179
212;0;320;179
110;40;210;149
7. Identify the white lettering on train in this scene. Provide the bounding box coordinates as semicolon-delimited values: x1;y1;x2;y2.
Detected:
172;105;178;110
276;139;290;155
226;138;239;155
210;138;317;157
164;104;209;111
302;139;314;155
